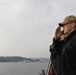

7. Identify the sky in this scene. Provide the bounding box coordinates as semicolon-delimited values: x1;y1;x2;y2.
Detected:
0;0;76;58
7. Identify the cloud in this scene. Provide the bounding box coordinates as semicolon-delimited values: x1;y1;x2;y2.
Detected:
0;0;76;58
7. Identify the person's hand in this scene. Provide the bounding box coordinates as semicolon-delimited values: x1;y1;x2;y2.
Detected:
55;27;62;39
49;45;54;52
50;45;54;49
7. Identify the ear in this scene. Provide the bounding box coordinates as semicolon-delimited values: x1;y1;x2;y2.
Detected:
71;22;76;28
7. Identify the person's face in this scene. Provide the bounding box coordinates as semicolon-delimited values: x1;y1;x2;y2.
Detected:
62;22;75;34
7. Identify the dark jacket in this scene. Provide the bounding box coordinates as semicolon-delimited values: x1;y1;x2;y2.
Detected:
50;30;76;75
50;38;63;75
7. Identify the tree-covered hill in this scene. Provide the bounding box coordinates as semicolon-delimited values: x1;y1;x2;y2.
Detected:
0;56;41;62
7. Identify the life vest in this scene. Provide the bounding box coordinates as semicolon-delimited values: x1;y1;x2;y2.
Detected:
49;66;54;75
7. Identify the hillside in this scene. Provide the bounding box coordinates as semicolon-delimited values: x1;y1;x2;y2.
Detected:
0;56;41;62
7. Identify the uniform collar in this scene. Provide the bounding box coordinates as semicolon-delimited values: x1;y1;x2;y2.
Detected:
64;30;76;43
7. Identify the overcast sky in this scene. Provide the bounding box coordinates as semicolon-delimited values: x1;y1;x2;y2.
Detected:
0;0;76;58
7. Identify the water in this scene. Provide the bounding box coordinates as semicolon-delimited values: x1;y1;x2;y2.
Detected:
0;62;48;75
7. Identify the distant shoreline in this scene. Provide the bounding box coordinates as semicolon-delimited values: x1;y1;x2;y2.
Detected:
0;56;49;62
